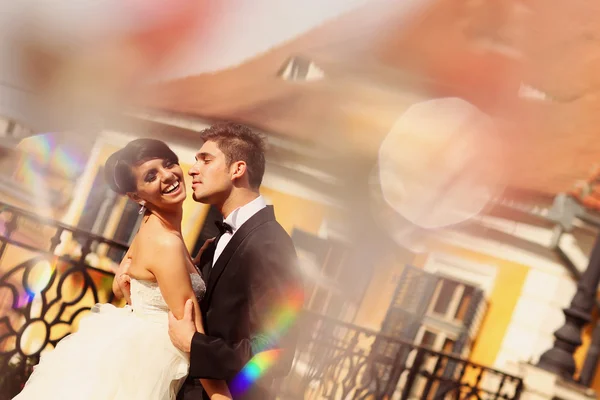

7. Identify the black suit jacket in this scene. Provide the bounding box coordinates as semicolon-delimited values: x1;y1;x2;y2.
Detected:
179;206;302;400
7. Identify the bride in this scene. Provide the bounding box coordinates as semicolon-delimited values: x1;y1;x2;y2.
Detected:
13;139;231;400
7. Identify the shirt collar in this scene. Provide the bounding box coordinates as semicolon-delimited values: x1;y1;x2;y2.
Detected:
223;195;267;232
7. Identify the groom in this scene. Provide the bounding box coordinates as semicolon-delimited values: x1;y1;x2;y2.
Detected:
169;123;303;400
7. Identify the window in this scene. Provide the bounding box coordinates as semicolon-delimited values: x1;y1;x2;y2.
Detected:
70;166;142;263
416;327;456;354
372;265;488;397
374;264;487;357
278;56;325;82
413;277;481;355
105;200;141;262
425;278;476;325
77;167;116;234
422;253;496;354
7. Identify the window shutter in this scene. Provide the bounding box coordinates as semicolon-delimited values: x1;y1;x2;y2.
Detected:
370;265;439;392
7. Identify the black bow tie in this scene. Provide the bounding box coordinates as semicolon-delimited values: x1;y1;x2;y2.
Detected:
215;221;233;235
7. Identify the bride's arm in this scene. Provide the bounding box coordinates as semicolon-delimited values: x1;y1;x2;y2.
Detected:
142;235;232;400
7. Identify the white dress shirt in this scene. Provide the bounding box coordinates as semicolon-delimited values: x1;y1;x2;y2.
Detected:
212;195;267;267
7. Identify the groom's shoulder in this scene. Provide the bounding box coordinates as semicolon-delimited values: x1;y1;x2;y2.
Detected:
245;218;294;249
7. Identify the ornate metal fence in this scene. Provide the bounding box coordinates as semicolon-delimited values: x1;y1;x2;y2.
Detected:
0;203;127;399
279;311;523;400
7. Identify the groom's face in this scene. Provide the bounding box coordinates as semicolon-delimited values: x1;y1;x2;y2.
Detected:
189;140;233;204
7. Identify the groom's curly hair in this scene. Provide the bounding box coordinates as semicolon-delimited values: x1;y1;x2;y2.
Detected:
200;122;267;189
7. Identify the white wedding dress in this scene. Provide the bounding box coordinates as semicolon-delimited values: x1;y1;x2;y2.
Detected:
13;274;206;400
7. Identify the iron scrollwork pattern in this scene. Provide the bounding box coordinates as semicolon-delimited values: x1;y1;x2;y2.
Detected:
0;203;127;399
279;311;524;400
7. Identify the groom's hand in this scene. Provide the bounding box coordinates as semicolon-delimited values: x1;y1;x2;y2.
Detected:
168;299;196;353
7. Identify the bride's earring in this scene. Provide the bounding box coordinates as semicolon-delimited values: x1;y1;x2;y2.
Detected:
138;201;146;215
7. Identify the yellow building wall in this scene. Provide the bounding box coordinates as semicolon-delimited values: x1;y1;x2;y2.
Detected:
260;186;326;235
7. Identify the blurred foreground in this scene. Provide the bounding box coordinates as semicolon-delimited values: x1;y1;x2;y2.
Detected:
1;1;600;399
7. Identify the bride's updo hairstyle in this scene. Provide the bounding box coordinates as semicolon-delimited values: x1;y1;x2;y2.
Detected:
104;139;179;195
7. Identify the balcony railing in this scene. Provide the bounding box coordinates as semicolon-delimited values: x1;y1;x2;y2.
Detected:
0;202;126;399
279;311;523;400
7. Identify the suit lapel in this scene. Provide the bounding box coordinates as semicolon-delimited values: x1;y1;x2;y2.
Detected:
203;206;276;306
199;242;216;281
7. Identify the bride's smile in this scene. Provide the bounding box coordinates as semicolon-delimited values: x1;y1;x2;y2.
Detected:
163;180;181;195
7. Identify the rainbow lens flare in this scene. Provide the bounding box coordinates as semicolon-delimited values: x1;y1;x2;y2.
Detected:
230;349;282;396
230;286;304;397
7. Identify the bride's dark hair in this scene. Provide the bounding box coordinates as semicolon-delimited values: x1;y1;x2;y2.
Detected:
104;139;179;195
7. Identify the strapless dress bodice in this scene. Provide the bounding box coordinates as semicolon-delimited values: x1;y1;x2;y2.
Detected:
129;274;205;323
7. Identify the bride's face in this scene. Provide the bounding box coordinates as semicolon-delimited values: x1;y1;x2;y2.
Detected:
128;157;186;211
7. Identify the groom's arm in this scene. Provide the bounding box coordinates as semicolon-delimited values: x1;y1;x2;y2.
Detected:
188;237;303;381
188;325;299;381
188;332;255;380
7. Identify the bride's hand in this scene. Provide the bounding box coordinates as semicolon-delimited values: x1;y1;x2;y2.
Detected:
117;273;132;304
192;237;215;266
113;257;132;304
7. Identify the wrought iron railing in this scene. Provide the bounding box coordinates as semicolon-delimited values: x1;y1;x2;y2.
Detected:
0;203;127;399
279;311;523;400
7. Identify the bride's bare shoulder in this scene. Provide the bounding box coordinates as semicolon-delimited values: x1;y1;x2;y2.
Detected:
136;218;182;246
135;229;184;267
139;231;182;253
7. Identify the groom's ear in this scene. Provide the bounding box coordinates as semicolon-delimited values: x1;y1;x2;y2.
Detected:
230;160;247;181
